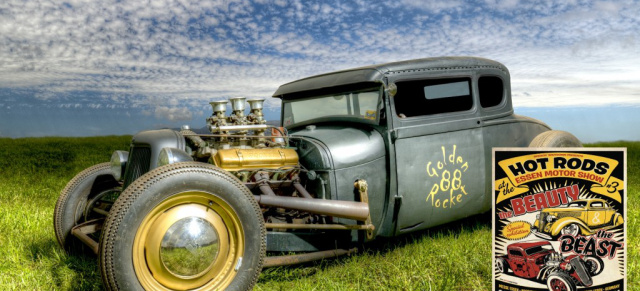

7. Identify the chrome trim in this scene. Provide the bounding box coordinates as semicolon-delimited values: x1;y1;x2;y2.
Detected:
210;124;269;132
158;148;193;167
110;150;129;181
160;216;220;277
532;229;553;240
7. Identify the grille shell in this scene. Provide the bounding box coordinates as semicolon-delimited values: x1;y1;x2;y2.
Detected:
122;146;151;189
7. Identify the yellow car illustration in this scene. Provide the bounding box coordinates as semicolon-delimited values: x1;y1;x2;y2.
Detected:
533;199;623;240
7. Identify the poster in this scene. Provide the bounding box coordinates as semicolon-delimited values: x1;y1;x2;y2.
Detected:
492;148;626;291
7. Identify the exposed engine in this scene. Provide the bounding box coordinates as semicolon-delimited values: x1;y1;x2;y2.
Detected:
181;97;298;174
545;252;563;268
180;97;335;226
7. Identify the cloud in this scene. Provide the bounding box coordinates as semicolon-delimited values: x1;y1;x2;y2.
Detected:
154;106;193;122
0;0;638;121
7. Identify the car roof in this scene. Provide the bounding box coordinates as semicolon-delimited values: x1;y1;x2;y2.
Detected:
272;56;508;100
508;241;551;250
572;198;606;203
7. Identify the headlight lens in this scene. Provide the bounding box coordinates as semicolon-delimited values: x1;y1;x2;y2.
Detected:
536;214;540;220
546;215;557;222
110;150;129;181
158;148;193;167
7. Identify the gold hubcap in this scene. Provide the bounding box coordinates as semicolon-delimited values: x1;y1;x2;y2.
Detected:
133;192;244;290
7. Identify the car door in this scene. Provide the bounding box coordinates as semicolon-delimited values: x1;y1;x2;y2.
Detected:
587;201;607;227
388;75;486;233
508;249;528;277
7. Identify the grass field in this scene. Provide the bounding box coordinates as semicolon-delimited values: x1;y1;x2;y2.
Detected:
0;137;637;290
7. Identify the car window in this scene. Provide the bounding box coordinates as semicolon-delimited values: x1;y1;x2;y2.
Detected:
393;78;472;118
509;249;523;257
282;88;381;127
479;76;504;108
567;201;587;207
591;202;604;208
525;245;553;255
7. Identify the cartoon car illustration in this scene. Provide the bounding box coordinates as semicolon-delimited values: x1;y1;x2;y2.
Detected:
532;198;623;240
495;241;603;291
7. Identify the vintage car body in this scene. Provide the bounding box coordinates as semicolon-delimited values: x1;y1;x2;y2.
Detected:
495;241;597;291
54;57;582;290
533;198;624;240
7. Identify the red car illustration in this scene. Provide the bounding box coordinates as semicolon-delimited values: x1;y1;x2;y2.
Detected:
495;241;603;291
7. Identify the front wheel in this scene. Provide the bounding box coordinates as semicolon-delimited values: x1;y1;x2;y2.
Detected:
99;162;266;291
584;256;604;276
547;272;577;291
559;223;580;238
54;163;120;254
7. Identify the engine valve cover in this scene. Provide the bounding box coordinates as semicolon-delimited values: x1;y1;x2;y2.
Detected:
212;148;299;171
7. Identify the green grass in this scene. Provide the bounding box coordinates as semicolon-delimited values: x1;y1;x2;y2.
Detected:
0;137;637;290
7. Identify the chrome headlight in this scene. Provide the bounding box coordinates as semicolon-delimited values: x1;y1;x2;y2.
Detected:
158;147;193;167
536;214;540;220
547;215;557;222
110;150;129;181
564;262;572;271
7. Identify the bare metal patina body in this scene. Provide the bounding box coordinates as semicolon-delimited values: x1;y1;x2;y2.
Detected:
54;57;581;290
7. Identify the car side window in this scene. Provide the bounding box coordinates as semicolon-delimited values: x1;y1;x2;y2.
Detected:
393;78;472;118
591;202;604;208
478;76;504;108
509;249;523;257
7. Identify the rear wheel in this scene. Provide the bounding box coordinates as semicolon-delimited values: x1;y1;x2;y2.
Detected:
584;256;604;276
546;272;577;291
529;130;582;147
54;163;119;254
495;257;509;274
611;213;624;226
99;162;265;291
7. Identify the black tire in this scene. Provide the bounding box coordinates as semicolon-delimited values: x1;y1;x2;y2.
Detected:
559;223;580;238
611;213;624;226
54;162;119;254
546;272;577;291
529;130;582;147
495;257;509;274
584;256;604;276
99;162;265;291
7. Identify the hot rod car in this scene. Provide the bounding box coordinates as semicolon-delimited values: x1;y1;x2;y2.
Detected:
533;198;624;240
53;57;582;290
495;241;603;291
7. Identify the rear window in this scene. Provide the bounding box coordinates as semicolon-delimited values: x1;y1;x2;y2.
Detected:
509;249;523;257
525;244;553;255
478;76;504;108
393;78;472;118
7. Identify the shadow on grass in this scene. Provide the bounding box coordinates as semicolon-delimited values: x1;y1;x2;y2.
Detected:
259;212;491;282
28;238;102;291
364;211;491;252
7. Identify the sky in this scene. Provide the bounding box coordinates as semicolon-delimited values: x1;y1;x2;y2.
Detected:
0;0;639;142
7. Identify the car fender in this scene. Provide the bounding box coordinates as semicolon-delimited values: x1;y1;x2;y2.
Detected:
550;217;590;237
611;213;624;226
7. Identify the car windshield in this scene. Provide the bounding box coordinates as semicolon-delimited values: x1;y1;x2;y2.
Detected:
525;245;553;255
282;88;381;127
567;201;587;207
